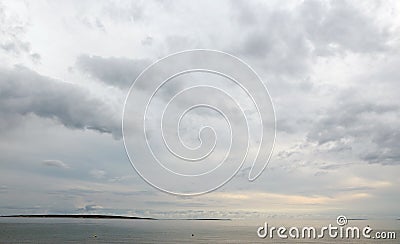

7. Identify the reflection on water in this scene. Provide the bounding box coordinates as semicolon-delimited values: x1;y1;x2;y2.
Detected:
0;218;398;243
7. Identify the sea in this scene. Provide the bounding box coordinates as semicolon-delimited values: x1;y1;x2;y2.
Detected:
0;218;399;243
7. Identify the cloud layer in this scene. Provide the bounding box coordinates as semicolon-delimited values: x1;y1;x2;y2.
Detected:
0;0;399;218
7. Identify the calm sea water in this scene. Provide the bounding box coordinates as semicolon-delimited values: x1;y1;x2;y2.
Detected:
0;218;398;243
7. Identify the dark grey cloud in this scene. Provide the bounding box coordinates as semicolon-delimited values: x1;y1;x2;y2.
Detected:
225;0;399;169
76;55;151;89
42;160;70;169
230;0;391;77
300;0;389;55
0;65;121;138
307;96;400;165
308;102;398;144
361;130;400;165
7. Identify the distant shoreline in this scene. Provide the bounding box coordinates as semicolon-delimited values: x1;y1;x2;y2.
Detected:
1;214;156;220
0;214;231;221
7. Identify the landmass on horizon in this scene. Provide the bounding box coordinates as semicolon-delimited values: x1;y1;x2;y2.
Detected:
0;214;231;221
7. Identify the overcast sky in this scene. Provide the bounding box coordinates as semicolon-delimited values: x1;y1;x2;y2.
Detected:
0;0;399;219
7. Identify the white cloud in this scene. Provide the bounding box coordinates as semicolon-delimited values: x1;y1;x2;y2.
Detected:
89;169;106;179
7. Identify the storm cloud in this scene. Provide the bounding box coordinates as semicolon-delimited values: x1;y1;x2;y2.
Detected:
0;65;120;137
76;55;151;89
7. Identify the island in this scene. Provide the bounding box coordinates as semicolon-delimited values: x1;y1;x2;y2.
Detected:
1;214;156;220
0;214;231;221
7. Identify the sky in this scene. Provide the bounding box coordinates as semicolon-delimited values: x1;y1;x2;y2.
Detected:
0;0;399;219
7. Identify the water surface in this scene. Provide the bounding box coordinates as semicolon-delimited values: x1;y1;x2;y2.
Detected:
0;218;398;243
